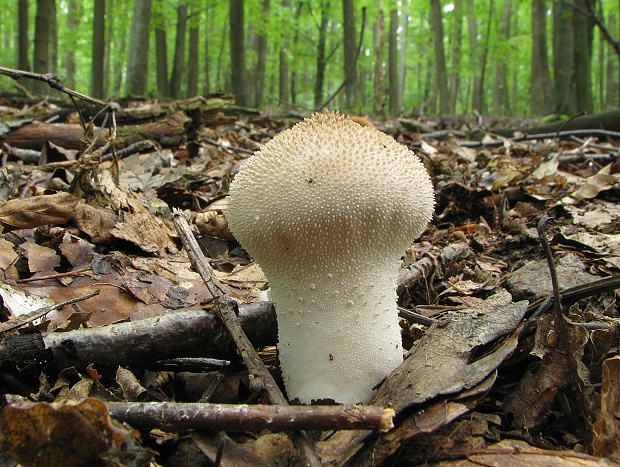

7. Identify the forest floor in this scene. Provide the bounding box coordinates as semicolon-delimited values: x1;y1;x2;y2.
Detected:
0;91;619;466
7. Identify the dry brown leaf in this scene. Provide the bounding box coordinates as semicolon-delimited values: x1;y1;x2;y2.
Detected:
504;313;589;431
0;397;151;467
572;164;620;200
0;237;18;270
0;192;81;231
71;202;118;244
592;356;620;461
19;240;61;274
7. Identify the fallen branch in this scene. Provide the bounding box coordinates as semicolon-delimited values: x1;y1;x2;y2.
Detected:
106;401;394;432
0;66;109;108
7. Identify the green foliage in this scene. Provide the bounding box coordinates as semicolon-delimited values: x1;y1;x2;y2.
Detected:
0;0;617;116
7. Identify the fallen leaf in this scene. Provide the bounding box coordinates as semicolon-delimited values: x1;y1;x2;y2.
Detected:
0;192;81;231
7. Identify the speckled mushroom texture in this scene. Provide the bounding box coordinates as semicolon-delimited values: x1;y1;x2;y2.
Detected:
226;112;435;404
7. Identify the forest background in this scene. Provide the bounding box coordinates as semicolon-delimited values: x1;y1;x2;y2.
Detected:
0;0;618;119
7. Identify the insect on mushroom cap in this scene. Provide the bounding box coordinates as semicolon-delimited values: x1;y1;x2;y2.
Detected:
226;111;434;404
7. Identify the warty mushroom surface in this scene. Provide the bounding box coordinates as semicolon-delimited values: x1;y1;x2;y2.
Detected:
226;112;434;404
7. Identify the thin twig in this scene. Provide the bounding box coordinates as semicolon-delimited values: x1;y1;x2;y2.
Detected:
0;66;109;107
537;214;562;318
0;290;100;335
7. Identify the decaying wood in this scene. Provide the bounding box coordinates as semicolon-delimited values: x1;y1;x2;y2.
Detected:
106;401;394;432
0;121;101;150
0;303;275;374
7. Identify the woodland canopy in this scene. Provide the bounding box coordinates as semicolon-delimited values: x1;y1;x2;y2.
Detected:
0;0;617;118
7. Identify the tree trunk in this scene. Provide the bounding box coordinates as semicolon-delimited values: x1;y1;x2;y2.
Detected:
155;28;168;97
373;0;386;116
430;0;450;115
64;0;83;90
187;17;199;97
90;0;106;98
229;0;248;106
388;9;401;116
466;0;484;112
170;2;188;99
552;2;575;114
154;0;169;98
606;13;618;108
492;0;510;115
126;0;152;96
32;0;54;94
573;0;594;113
253;0;271;107
49;1;58;74
448;0;462;114
279;0;291;108
530;0;553;116
203;9;214;95
342;0;357;109
511;0;519;114
290;2;304;105
314;0;329;109
17;0;30;72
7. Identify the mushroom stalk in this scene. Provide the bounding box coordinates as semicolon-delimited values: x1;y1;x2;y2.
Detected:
226;112;434;404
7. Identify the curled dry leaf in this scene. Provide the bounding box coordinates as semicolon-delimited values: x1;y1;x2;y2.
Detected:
0;192;81;231
592;356;620;461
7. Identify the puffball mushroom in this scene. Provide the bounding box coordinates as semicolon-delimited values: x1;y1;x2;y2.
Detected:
226;112;434;404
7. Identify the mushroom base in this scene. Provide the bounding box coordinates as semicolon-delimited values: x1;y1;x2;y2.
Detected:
271;268;403;405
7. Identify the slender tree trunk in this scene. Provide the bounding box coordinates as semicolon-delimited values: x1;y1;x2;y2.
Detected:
388;9;401;116
90;0;106;98
314;0;329;108
64;0;83;90
203;9;213;95
492;0;510;115
530;0;553;116
155;28;168;97
32;0;54;93
126;0;152;95
573;0;594;112
448;0;462;114
49;2;58;74
430;0;450;115
187;14;199;97
170;2;188;99
290;2;304;105
18;0;30;72
279;0;291;108
511;0;518;114
606;14;618;108
373;0;386;116
399;0;407;111
229;0;248;105
552;1;575;114
466;0;483;111
253;0;271;107
342;0;357;109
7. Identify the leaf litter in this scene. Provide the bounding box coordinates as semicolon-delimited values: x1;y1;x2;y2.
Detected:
0;95;619;465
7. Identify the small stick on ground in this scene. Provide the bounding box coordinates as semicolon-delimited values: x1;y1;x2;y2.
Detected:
106;401;395;432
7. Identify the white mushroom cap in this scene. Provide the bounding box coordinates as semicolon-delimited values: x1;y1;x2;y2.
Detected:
226;112;434;404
